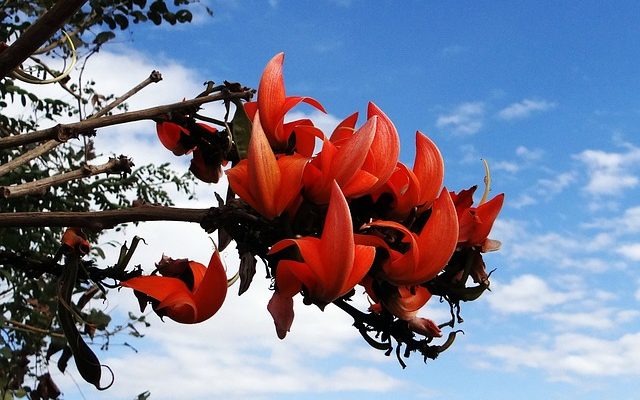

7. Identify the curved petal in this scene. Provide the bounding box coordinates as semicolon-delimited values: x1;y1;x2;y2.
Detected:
413;188;459;283
192;250;228;322
451;186;477;217
318;182;356;297
121;276;190;303
414;132;444;207
275;154;308;215
332;117;377;186
342;245;376;295
291;123;324;157
275;259;318;297
341;169;378;199
258;52;286;137
330;112;359;143
226;161;260;211
384;286;431;320
460;193;505;245
156;290;197;323
247;112;281;218
267;291;294;339
365;102;401;191
157;122;191;156
244;101;258;121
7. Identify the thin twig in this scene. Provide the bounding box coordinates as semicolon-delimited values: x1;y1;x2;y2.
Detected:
0;204;211;230
3;319;66;338
0;89;254;149
0;139;59;177
29;55;83;100
91;70;163;118
0;156;133;198
0;0;88;78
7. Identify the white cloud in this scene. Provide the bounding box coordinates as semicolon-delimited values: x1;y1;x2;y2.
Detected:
535;171;576;197
515;145;544;161
472;332;640;379
573;145;640;196
493;161;520;173
509;193;537;209
583;205;640;235
616;243;640;261
436;102;484;135
497;99;556;120
486;275;583;314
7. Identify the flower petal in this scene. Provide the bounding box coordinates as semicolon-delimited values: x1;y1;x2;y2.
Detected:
414;188;459;283
365;102;401;191
414;132;444;208
258;52;286;136
267;292;294;339
192;250;228;322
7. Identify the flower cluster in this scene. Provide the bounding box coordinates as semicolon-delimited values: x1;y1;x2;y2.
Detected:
122;53;504;361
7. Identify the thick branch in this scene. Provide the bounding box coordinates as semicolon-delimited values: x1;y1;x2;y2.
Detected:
0;205;210;230
0;156;133;198
0;89;254;149
0;0;88;78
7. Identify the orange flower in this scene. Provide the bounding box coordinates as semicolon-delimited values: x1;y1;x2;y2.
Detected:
362;279;441;337
373;132;444;218
451;186;504;251
156;121;193;156
121;251;228;324
226;111;308;219
302;116;379;203
362;102;401;192
362;188;459;286
267;181;376;338
245;53;326;152
61;228;90;255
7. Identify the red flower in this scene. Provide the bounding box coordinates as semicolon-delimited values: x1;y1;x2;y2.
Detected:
302;116;379;203
373;131;444;218
61;228;90;255
267;181;376;339
451;186;504;251
245;53;326;152
362;188;459;286
226;111;309;219
121;251;228;324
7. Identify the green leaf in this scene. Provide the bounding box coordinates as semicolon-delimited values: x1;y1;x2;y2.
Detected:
93;31;116;45
230;99;252;160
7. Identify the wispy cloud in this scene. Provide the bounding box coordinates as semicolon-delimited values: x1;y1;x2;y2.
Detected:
487;274;583;314
573;145;640;196
536;172;576;197
472;332;640;380
441;45;466;56
616;243;640;261
436;102;484;135
497;99;557;120
515;145;544;161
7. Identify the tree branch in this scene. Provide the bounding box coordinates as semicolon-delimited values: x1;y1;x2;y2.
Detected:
0;205;211;230
91;70;163;119
0;89;254;149
0;139;59;178
0;156;133;198
0;0;88;79
0;71;165;177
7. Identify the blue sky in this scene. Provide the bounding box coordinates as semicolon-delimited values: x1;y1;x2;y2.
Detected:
41;1;640;399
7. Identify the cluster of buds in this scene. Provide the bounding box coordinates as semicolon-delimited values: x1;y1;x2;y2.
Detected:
122;53;504;362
